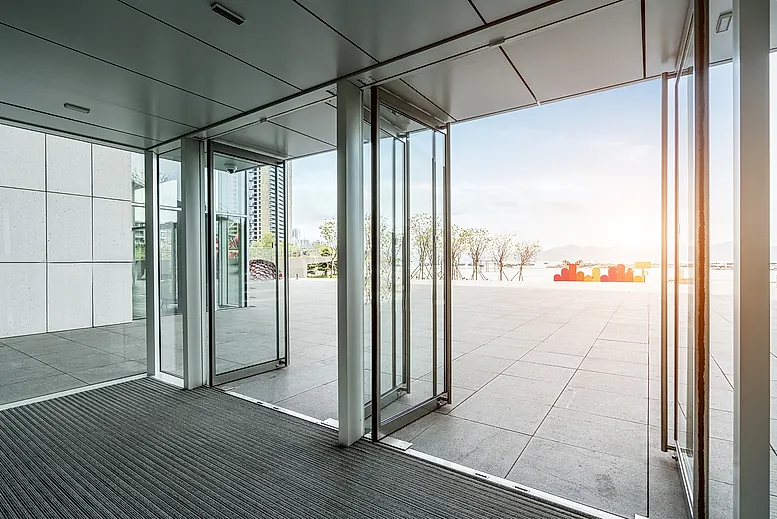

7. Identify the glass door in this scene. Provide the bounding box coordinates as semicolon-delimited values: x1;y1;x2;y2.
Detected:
673;14;709;516
367;88;451;440
207;142;289;385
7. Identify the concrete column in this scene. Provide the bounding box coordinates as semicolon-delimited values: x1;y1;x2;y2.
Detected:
336;80;365;446
732;0;771;517
144;150;160;376
180;138;205;389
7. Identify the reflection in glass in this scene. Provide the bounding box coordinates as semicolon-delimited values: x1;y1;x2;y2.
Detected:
158;149;183;377
211;152;285;378
675;34;695;493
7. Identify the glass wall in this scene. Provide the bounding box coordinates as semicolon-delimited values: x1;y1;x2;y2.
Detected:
0;123;146;405
158;147;183;377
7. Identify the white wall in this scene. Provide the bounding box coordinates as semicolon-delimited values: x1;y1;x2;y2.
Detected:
0;124;137;338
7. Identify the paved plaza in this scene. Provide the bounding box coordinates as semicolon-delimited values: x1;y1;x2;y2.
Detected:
2;273;776;517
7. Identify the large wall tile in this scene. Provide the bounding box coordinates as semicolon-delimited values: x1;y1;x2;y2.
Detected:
0;124;45;190
47;263;92;332
93;263;132;326
93;198;132;262
46;135;91;196
47;193;92;262
0;187;46;262
93;145;132;201
0;263;46;338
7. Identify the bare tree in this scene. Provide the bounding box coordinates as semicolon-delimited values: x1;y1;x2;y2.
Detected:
410;213;434;279
514;241;541;281
450;225;467;280
463;228;490;280
491;234;514;281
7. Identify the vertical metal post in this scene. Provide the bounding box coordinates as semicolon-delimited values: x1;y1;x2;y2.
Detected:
206;141;216;385
370;87;381;440
673;76;680;444
660;71;669;452
732;0;770;517
144;150;160;376
692;0;710;516
403;137;411;392
180;137;204;389
431;130;438;396
336;79;365;446
283;161;291;365
391;139;397;388
443;124;452;402
275;164;281;362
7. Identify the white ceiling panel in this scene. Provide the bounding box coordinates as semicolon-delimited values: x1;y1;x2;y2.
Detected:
295;0;482;62
223;121;333;160
0;24;239;137
122;0;375;90
401;49;536;120
645;0;689;76
0;0;298;112
0;73;192;146
503;0;643;103
469;0;557;23
0;103;155;150
269;103;336;147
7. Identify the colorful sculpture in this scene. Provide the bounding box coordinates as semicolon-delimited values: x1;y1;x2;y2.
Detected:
553;263;648;282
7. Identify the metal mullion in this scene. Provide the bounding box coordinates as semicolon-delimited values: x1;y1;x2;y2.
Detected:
206;141;217;386
144;150;160;377
692;1;710;515
275;165;281;363
283;161;290;365
431;131;438;396
660;71;669;452
673;73;680;446
443;124;452;401
391;137;397;388
403;135;411;392
370;87;381;441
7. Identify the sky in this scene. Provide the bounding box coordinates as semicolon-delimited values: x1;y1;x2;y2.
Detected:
289;55;777;260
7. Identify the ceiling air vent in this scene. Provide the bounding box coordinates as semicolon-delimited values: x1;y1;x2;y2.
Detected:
64;103;90;115
211;3;245;25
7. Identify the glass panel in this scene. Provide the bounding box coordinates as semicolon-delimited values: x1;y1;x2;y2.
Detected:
407;127;435;408
394;138;406;386
213;152;279;377
275;164;287;362
132;206;146;320
675;34;695;489
364;129;373;412
158;149;183;377
434;130;446;395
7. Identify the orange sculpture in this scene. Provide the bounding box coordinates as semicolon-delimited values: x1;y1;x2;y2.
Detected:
553;263;648;282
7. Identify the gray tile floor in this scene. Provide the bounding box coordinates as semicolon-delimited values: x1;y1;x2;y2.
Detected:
226;278;777;519
0;321;147;405
5;275;776;517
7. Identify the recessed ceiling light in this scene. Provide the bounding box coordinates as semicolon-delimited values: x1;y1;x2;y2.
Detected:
64;103;90;114
716;11;732;33
211;3;244;25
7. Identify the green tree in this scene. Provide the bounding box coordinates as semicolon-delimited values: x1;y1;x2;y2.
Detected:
319;220;337;278
410;213;434;279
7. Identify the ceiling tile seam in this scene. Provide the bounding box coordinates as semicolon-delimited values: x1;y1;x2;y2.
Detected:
0;99;161;144
0;20;244;115
268;121;335;148
209;97;337;141
455;74;658;125
115;0;301;93
397;81;456;122
466;0;538;106
290;0;454;122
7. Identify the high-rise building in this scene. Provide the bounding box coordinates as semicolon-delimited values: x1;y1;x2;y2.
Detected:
247;163;291;246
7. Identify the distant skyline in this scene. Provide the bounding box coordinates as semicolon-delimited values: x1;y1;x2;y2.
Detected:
290;55;777;260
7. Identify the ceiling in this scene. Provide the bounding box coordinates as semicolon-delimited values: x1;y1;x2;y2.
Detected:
0;0;713;159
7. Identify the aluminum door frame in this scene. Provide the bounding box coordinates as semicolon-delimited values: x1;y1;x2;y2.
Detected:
369;87;452;440
207;140;290;386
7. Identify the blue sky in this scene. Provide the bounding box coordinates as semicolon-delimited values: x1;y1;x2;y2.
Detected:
290;57;775;258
